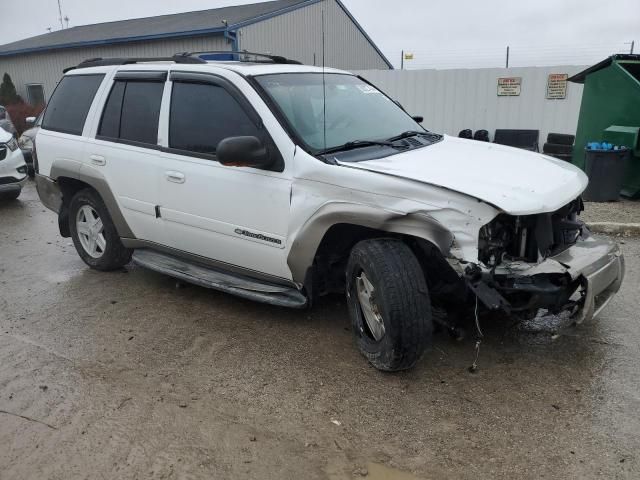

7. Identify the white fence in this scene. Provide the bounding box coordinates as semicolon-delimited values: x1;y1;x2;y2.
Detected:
354;65;587;146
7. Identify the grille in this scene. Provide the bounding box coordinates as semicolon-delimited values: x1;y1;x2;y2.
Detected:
0;146;6;161
478;198;584;266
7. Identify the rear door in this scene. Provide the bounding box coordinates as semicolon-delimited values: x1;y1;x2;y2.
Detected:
85;70;168;243
156;71;293;280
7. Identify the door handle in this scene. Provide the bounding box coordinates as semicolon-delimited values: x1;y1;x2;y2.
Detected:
90;154;106;166
165;171;186;184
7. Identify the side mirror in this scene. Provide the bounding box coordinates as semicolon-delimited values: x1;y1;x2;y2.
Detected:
25;116;36;127
216;136;272;169
412;115;424;124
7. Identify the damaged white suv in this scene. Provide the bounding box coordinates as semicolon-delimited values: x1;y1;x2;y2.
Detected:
35;53;624;371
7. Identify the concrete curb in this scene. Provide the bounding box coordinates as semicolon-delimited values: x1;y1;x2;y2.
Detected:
587;222;640;237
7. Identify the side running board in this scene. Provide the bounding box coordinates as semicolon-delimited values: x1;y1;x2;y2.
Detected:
132;249;307;309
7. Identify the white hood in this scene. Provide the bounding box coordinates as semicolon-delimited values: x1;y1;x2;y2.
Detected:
338;135;588;215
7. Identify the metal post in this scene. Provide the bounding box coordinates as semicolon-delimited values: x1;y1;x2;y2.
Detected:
401;50;404;70
632;40;635;54
506;46;510;68
57;0;64;29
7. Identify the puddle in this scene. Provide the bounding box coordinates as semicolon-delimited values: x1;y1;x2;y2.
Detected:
328;462;424;480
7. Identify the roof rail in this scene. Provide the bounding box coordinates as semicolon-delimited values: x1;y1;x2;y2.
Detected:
64;53;206;72
63;51;302;73
184;50;302;65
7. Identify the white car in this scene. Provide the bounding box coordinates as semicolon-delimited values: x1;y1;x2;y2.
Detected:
0;126;27;200
34;53;624;371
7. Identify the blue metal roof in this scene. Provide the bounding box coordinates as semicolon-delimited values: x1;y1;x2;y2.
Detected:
0;0;313;57
0;0;393;69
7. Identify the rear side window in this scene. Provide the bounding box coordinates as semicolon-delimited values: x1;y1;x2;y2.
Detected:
98;80;163;145
169;82;260;155
42;74;104;135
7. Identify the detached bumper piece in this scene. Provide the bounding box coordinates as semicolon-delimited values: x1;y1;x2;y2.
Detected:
469;236;624;322
0;175;27;193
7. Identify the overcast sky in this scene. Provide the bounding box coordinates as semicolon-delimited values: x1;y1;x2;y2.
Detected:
1;0;638;69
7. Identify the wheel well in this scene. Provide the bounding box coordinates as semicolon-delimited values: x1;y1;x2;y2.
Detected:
308;223;458;300
56;177;94;237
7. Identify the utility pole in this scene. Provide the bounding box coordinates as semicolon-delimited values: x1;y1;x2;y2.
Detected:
505;46;510;68
401;50;404;70
57;0;64;29
624;40;635;54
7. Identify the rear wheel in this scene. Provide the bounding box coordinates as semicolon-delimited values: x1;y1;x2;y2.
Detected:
68;188;132;271
346;239;433;371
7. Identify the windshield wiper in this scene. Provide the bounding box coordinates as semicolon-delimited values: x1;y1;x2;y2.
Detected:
386;130;428;142
316;139;394;156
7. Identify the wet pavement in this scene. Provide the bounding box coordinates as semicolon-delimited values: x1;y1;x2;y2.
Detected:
1;181;639;479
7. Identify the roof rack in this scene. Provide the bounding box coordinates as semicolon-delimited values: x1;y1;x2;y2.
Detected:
65;53;206;72
64;50;302;73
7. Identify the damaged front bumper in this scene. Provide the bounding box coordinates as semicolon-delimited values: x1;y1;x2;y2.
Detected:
469;235;625;323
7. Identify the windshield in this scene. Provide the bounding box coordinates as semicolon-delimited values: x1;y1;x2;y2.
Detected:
254;73;424;152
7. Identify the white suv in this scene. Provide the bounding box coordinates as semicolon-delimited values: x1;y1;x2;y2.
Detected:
34;53;624;371
0;126;27;200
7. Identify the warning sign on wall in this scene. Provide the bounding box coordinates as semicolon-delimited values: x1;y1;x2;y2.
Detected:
497;77;521;96
546;73;568;99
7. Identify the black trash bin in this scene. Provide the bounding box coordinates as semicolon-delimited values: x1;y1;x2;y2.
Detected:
582;148;629;202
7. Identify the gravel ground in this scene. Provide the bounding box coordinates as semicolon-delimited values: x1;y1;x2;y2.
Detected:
1;181;639;479
582;199;640;224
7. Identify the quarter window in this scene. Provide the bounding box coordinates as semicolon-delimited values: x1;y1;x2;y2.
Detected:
169;82;260;155
42;74;104;135
26;84;45;106
98;80;163;145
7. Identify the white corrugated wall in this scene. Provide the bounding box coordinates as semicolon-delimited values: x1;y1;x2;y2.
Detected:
238;0;389;70
354;66;587;144
0;35;229;102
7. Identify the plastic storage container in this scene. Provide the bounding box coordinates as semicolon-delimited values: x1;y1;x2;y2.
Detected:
582;147;630;202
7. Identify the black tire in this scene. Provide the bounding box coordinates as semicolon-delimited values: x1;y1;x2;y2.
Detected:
543;142;573;155
68;188;132;271
0;188;21;201
473;129;490;142
27;165;35;178
346;239;433;371
546;133;575;146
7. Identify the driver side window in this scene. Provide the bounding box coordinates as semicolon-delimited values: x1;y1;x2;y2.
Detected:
169;82;260;156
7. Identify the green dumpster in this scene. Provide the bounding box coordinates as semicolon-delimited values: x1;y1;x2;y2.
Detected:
569;54;640;198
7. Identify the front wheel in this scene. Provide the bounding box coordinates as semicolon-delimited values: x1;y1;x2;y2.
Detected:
346;239;433;371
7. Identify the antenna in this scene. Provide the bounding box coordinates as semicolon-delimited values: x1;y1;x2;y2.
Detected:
321;8;327;150
57;0;64;29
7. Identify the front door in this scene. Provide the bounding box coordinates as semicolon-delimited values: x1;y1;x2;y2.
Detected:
157;73;293;281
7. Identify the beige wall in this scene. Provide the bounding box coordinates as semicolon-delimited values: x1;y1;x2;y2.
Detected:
0;0;390;104
238;0;389;70
0;35;229;102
